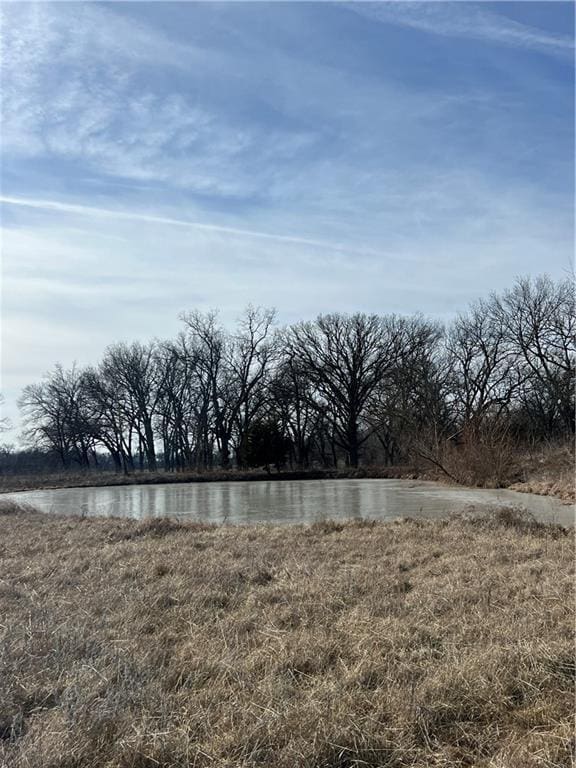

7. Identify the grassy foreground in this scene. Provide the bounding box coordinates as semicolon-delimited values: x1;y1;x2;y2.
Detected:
0;507;573;768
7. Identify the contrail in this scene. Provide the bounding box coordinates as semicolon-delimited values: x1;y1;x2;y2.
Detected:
0;194;388;260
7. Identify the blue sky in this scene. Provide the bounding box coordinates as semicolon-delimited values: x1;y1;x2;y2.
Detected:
0;1;574;439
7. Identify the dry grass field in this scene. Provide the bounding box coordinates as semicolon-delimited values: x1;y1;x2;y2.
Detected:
0;504;573;768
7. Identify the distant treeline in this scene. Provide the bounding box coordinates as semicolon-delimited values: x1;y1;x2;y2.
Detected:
9;275;575;474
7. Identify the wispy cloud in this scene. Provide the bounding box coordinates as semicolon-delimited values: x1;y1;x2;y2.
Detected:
0;3;319;198
0;1;572;441
345;2;574;58
0;194;399;261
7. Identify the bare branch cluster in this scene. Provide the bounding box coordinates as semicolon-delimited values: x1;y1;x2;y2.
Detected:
15;275;575;472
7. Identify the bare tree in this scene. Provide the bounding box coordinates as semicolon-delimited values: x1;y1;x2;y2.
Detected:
286;313;405;467
179;307;276;469
15;275;573;475
368;317;449;464
230;306;277;466
491;275;575;436
82;366;135;473
155;337;213;471
179;310;232;468
19;364;97;467
268;351;327;469
0;394;11;434
446;301;520;437
99;342;162;471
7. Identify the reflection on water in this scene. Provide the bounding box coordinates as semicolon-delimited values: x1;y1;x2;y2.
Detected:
5;479;574;526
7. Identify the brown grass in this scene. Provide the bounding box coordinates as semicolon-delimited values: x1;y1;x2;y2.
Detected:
426;439;575;501
508;441;575;502
0;503;573;768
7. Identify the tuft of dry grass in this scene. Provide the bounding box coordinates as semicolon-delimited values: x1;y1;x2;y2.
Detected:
0;498;41;516
0;505;573;767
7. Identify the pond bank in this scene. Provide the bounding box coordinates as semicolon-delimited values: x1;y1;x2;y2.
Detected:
0;465;429;493
1;463;573;506
1;478;573;526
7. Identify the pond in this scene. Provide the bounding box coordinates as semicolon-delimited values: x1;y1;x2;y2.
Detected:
4;478;574;526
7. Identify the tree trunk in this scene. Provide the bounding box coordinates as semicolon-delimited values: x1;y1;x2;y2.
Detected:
347;420;359;468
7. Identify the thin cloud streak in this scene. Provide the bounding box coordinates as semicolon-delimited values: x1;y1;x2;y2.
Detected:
345;2;574;58
0;195;396;262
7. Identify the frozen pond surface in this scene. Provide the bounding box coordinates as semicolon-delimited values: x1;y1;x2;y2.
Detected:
4;479;574;526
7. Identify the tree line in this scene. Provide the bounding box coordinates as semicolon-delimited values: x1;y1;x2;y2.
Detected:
14;275;575;474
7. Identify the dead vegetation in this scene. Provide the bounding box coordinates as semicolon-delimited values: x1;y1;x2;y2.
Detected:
0;504;573;768
415;438;575;501
506;441;575;502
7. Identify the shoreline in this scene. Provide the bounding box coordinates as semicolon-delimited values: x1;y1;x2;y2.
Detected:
1;465;573;503
0;466;427;494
